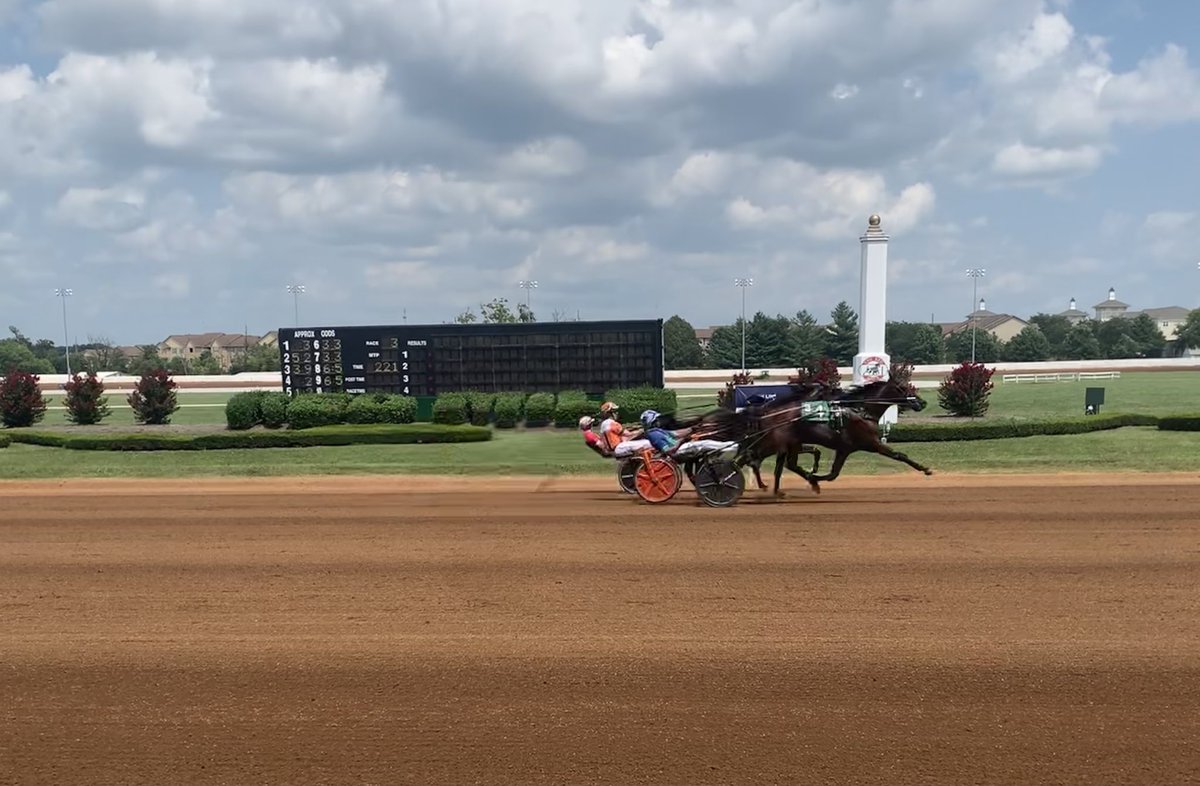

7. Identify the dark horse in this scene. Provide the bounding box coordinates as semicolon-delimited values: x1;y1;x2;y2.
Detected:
777;378;934;487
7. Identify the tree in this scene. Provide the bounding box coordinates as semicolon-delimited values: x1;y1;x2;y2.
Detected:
823;301;859;366
662;315;703;370
944;328;1003;363
63;371;111;425
1062;322;1102;359
1173;309;1200;351
127;369;180;425
705;322;744;369
126;346;167;377
1026;314;1072;359
0;367;47;427
0;339;55;374
1003;324;1052;362
517;303;536;323
745;312;794;368
454;309;477;324
789;357;842;393
790;310;825;366
1125;313;1166;358
886;321;943;364
1096;319;1136;358
480;298;517;323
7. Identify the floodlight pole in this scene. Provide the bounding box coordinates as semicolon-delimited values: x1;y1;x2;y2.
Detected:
55;288;73;376
519;279;538;308
966;268;986;363
734;277;753;372
286;284;305;325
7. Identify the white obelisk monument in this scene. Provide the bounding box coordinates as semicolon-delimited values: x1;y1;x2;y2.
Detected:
852;214;898;431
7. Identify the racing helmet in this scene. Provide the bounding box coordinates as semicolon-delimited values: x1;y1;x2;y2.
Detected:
599;401;619;415
640;409;659;428
578;415;594;430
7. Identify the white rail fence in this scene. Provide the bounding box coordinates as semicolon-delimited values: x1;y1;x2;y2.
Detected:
1000;371;1122;384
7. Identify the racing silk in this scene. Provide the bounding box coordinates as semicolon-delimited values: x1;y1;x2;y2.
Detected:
600;417;625;451
645;427;677;453
583;429;608;455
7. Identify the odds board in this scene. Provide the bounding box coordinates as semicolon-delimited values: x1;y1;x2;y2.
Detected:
277;319;664;396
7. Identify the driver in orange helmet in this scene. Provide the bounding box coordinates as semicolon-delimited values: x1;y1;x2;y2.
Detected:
597;401;651;458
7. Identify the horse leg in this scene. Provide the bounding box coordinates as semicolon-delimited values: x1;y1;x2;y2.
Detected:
783;448;821;495
773;452;787;497
748;457;769;490
850;421;934;476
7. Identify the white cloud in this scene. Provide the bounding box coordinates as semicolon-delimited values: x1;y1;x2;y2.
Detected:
991;142;1104;178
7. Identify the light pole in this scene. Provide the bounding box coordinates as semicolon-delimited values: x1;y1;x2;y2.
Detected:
519;279;538;309
286;284;305;325
734;277;753;371
965;268;986;363
54;288;73;376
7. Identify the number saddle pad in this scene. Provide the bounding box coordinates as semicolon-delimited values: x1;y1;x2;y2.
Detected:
798;400;846;428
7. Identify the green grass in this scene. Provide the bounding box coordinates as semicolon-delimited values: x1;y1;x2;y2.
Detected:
0;426;1196;480
674;371;1200;419
38;392;234;426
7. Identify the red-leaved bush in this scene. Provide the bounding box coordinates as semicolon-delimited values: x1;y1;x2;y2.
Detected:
717;371;754;409
937;362;995;417
789;357;842;393
64;371;112;425
1;367;48;428
127;369;179;425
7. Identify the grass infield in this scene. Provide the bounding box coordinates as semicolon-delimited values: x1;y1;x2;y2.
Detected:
1;424;1197;480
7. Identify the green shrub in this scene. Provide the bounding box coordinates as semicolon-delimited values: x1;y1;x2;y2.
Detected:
6;424;492;451
524;392;556;426
464;391;496;426
259;392;290;429
379;394;417;424
604;386;677;421
127;369;179;425
432;392;469;425
225;390;267;430
492;392;526;428
63;371;112;425
0;434;10;448
345;395;389;424
1;367;48;428
554;390;597;427
1156;416;1200;431
286;394;345;430
887;413;1157;442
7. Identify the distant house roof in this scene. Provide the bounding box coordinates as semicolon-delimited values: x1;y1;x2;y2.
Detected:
1058;307;1089;318
694;328;714;341
161;332;262;349
942;313;1028;336
1094;298;1129;309
1123;306;1191;320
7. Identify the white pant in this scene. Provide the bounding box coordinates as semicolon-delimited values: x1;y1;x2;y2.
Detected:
612;439;653;458
673;439;738;457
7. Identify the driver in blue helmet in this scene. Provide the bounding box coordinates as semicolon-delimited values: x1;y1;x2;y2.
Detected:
640;409;736;457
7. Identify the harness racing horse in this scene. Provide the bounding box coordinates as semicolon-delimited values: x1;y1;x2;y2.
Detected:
775;378;935;486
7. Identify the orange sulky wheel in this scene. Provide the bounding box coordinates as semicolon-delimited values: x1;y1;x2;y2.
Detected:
635;457;682;503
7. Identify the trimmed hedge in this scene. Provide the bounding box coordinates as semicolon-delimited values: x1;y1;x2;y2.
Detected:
887;413;1158;442
6;424;491;451
432;392;469;425
554;390;597;428
260;392;290;428
465;391;496;426
1157;416;1200;431
493;392;527;428
225;390;268;430
524;392;556;427
0;434;10;448
604;386;678;420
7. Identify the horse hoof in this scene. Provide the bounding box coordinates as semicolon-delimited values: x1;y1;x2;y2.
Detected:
774;491;788;499
924;469;934;476
809;484;821;495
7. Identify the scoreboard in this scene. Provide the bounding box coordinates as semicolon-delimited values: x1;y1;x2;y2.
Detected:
277;319;664;396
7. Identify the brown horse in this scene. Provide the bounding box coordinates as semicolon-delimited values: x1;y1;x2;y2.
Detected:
773;378;934;486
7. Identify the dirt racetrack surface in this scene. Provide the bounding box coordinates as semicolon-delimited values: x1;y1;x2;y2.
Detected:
3;472;1199;785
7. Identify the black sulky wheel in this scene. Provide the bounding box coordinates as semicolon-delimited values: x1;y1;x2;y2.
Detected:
693;459;746;508
617;459;638;494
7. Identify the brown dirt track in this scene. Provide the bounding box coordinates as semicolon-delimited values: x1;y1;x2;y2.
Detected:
2;472;1199;785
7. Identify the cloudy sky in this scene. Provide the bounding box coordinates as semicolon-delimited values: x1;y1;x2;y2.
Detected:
2;0;1199;345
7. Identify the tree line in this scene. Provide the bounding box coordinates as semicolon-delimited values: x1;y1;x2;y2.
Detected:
663;306;1200;370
